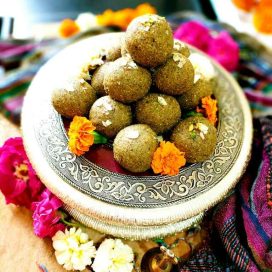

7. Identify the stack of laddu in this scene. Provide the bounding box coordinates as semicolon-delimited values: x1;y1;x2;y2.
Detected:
52;14;217;174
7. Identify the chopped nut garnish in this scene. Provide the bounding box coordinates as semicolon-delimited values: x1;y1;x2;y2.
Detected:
140;15;157;31
119;58;129;67
156;135;163;142
119;58;138;69
103;102;113;111
127;60;138;69
197;123;209;134
189;122;209;140
96;100;113;114
89;54;105;68
80;50;106;79
173;53;185;68
158;96;167;106
140;25;151;31
102;120;112;127
190;131;196;140
194;73;201;84
174;41;181;50
188;53;216;80
126;130;140;139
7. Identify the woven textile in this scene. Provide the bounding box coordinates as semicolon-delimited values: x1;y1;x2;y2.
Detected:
180;118;272;271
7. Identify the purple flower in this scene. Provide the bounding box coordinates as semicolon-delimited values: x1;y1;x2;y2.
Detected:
174;21;211;51
0;137;44;209
32;189;65;238
207;31;240;72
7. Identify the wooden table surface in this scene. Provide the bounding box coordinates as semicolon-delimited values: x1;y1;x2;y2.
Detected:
0;114;66;271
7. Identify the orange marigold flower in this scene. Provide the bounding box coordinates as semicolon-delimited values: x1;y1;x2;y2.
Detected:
151;141;186;176
112;9;135;30
232;0;256;12
197;96;218;126
68;116;96;156
59;18;80;38
253;3;272;34
97;9;115;27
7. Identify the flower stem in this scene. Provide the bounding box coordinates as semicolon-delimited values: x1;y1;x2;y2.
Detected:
59;210;85;229
93;131;108;144
60;217;85;229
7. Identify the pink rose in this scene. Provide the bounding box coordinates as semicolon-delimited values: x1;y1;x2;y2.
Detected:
32;189;65;238
0;137;44;208
207;31;239;72
174;21;211;51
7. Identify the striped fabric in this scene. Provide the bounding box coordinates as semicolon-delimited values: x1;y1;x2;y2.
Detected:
180;118;272;271
219;216;250;271
0;27;111;124
0;73;32;123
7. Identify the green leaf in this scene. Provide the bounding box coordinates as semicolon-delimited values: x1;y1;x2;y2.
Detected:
190;131;197;140
93;131;108;144
183;111;203;119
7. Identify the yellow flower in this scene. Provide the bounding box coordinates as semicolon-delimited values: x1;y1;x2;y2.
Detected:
253;2;272;34
151;141;186;176
97;3;157;30
52;227;96;271
92;239;134;272
135;3;157;16
68;116;96;156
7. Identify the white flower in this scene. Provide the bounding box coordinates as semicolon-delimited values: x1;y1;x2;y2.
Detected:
92;239;134;272
76;12;98;31
52;227;96;271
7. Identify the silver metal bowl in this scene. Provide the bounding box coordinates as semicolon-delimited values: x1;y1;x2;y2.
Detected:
22;33;252;239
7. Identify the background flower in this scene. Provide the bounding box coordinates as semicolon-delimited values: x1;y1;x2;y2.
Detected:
174;21;211;51
53;227;96;271
207;31;239;72
232;0;256;12
92;239;134;272
32;189;65;238
0;137;44;209
253;1;272;34
174;21;239;72
97;3;156;30
59;19;80;38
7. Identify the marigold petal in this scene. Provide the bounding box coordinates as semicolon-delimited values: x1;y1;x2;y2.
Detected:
151;141;186;176
197;96;218;126
68;116;96;156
